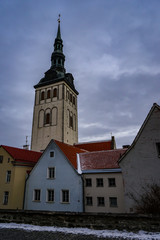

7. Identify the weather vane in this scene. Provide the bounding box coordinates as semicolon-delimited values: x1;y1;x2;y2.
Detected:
58;14;61;23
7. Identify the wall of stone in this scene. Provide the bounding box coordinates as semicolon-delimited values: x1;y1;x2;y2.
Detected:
0;210;160;232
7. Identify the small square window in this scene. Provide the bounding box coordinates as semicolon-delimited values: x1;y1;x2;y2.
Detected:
50;151;54;158
108;178;116;187
62;190;69;203
109;197;117;207
85;178;92;187
0;155;3;163
33;189;41;201
97;197;105;206
86;197;93;206
47;167;55;179
96;178;103;187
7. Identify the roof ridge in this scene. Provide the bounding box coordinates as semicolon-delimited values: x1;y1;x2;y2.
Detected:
75;139;111;145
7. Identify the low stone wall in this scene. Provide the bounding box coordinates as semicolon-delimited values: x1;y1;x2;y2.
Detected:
0;210;160;232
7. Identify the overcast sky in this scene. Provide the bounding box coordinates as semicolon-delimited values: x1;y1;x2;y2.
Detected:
0;0;160;149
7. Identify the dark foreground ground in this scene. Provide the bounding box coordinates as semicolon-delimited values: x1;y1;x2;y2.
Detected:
0;228;129;240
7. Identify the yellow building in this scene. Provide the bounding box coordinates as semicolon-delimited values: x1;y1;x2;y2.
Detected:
0;145;41;209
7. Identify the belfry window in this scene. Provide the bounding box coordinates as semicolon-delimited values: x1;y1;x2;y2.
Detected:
41;91;45;100
47;90;51;99
53;88;57;97
70;116;73;128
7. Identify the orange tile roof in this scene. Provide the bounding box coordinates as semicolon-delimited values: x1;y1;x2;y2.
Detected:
74;140;112;152
79;149;127;170
54;140;87;169
1;145;42;164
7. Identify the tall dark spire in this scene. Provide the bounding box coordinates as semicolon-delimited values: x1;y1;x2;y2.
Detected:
51;14;65;74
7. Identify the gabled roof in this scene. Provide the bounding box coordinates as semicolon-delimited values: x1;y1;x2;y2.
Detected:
79;149;127;171
1;145;42;164
54;140;87;169
74;137;115;152
119;103;160;163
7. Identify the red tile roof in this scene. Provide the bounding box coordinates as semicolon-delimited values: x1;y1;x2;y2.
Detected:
74;140;112;152
79;149;127;170
1;145;42;164
54;140;87;169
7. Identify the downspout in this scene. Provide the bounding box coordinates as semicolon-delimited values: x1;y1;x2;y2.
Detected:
23;172;29;210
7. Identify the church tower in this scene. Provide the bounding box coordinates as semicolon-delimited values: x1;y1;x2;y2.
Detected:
31;17;78;152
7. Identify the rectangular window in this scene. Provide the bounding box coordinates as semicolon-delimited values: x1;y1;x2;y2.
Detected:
96;178;104;187
0;155;3;163
86;197;93;206
50;151;54;158
85;178;92;187
97;197;105;206
62;190;69;203
6;171;11;183
3;191;9;205
47;167;55;179
33;189;41;201
47;189;54;202
109;197;118;207
108;178;116;187
156;143;160;157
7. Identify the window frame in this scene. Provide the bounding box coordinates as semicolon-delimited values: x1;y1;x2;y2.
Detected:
47;167;55;179
50;151;54;158
97;197;105;206
96;178;104;187
61;190;70;203
86;197;93;206
47;189;54;202
3;191;9;205
109;197;118;207
85;178;92;187
108;178;116;187
6;170;11;183
33;189;41;201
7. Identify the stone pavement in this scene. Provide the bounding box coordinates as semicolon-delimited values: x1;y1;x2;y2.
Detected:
0;228;123;240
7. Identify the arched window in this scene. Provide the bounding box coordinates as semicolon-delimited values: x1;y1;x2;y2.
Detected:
58;58;61;64
47;90;51;99
41;91;45;100
45;113;50;124
53;88;57;97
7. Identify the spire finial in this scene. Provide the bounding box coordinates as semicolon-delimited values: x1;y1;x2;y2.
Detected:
58;14;61;24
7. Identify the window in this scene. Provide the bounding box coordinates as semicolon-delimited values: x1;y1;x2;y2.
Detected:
156;142;160;157
70;116;73;128
53;88;57;97
47;167;55;179
47;89;51;99
96;178;104;187
70;94;72;102
33;189;41;201
45;113;50;124
85;178;92;187
73;96;75;105
109;197;117;207
47;189;54;202
8;158;10;163
6;171;11;183
97;197;105;206
41;91;45;100
50;151;54;158
0;155;3;163
3;191;9;205
62;190;69;203
86;197;93;206
108;178;116;187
